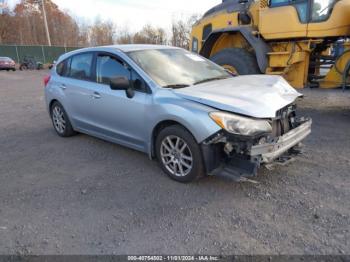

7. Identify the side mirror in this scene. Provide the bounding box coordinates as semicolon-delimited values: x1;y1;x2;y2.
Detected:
110;76;135;99
110;76;130;91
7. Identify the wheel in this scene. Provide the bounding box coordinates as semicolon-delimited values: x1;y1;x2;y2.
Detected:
210;48;261;75
12;68;16;72
156;125;204;183
50;101;76;137
20;65;27;71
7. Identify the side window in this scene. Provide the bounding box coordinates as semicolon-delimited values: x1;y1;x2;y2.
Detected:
96;55;129;85
56;61;65;76
202;24;212;41
56;58;71;77
69;53;93;81
96;54;147;92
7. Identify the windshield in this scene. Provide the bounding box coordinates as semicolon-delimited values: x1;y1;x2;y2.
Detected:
127;49;231;88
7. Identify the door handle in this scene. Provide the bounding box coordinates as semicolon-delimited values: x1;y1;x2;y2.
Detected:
59;84;67;90
91;92;101;99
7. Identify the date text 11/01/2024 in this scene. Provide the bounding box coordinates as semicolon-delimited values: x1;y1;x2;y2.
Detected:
127;256;220;261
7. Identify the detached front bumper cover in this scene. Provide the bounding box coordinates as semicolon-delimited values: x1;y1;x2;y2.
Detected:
205;118;312;181
250;118;312;163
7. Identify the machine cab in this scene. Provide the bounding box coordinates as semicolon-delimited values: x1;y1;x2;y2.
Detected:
259;0;350;39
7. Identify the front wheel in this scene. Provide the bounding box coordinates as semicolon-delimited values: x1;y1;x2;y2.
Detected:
156;125;204;183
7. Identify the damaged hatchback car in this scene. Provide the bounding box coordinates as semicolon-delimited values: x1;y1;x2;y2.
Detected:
45;45;312;183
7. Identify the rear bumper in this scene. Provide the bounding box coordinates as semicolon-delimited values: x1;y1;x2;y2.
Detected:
0;65;16;70
250;118;312;163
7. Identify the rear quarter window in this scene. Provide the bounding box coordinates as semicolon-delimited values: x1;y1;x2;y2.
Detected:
56;58;71;77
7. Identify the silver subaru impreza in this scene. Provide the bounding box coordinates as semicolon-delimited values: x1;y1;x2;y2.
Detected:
45;45;312;183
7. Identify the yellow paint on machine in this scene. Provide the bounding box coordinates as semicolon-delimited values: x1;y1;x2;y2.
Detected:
191;0;350;89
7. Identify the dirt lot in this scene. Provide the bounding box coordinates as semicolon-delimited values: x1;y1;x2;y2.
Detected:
0;70;349;255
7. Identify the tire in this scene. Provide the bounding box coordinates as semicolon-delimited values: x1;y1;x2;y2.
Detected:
50;101;76;137
210;48;261;75
156;125;204;183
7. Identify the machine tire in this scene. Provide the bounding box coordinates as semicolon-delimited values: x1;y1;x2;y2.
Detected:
210;48;261;75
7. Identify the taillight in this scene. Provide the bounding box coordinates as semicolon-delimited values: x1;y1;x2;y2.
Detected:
44;75;51;87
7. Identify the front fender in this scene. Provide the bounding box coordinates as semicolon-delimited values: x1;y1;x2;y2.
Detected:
147;97;222;157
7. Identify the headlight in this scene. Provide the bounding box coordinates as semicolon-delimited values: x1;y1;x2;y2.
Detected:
209;112;272;136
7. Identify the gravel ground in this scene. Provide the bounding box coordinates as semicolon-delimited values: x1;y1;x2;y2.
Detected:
0;70;349;255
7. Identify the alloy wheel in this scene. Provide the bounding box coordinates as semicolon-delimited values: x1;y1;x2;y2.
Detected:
52;105;66;134
160;135;193;177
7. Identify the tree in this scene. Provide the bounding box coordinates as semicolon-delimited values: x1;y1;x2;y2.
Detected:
171;14;200;50
115;25;133;44
90;18;116;46
133;24;167;45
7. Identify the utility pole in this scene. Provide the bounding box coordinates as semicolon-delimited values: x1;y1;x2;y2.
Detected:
41;0;51;46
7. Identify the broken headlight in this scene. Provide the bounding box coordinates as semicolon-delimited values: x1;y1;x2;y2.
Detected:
209;112;272;136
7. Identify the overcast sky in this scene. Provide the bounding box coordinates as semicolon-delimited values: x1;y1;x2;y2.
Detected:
7;0;220;32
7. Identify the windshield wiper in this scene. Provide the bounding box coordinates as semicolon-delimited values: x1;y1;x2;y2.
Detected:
164;84;190;89
193;76;229;85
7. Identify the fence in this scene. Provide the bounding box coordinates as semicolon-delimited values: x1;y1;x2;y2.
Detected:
0;45;80;64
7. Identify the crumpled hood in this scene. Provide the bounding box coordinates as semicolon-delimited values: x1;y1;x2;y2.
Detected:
173;75;302;118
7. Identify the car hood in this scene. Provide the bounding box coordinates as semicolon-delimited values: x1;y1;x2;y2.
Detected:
173;75;302;118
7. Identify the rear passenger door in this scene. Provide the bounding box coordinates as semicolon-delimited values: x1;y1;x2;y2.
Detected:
63;52;99;130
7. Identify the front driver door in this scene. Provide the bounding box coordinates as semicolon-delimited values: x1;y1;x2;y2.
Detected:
90;52;152;152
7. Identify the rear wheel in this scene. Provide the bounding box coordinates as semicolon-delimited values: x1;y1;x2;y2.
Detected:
210;48;261;75
50;102;76;137
156;125;204;183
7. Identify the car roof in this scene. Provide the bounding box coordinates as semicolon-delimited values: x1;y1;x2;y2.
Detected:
0;57;11;59
108;44;180;52
58;44;182;62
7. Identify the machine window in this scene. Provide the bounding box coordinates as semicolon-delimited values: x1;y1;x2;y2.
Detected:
192;38;198;53
270;0;308;23
295;2;308;23
202;24;212;41
311;0;336;22
270;0;290;6
69;53;93;80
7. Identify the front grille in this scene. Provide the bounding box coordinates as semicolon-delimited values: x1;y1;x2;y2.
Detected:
272;105;296;137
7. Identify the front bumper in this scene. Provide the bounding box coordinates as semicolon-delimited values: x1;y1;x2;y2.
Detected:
203;118;312;181
250;118;312;163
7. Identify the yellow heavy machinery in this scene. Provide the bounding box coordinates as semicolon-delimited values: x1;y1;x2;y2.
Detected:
190;0;350;88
